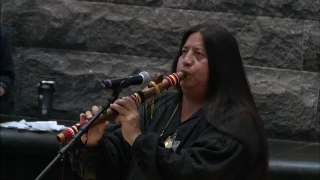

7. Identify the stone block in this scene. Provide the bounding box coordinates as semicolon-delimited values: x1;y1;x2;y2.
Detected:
246;66;320;140
302;20;320;73
1;0;91;51
163;0;320;21
77;0;162;7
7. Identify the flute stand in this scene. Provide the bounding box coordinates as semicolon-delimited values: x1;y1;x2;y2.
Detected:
35;88;122;180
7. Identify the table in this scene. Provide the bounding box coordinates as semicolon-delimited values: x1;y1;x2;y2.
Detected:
0;115;79;180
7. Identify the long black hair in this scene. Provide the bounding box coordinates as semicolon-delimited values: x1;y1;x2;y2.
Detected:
172;24;269;180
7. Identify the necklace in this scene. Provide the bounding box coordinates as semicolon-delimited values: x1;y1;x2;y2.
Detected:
159;103;180;137
159;103;180;149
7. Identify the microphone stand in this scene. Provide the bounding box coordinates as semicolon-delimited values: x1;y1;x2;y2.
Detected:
35;88;122;180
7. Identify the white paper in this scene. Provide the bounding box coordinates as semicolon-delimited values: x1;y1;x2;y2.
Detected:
0;119;67;131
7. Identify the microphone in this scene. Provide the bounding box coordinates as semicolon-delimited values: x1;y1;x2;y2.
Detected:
101;71;151;89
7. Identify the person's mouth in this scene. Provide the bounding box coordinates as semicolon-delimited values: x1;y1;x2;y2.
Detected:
180;69;191;76
179;69;191;78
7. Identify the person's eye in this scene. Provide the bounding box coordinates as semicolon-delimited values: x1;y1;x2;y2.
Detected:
196;52;204;56
181;49;188;54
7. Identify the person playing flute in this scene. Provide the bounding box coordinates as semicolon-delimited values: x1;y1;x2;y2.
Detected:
69;23;269;180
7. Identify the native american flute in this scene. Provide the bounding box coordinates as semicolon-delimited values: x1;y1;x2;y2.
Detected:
56;71;186;144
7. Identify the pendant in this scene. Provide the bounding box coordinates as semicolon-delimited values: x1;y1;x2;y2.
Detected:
172;141;180;152
164;136;173;148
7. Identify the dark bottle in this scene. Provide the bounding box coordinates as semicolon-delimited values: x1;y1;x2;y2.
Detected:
37;81;55;120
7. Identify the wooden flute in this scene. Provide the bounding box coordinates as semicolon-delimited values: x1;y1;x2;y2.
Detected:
56;71;186;144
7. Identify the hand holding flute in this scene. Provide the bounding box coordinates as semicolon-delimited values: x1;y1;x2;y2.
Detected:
80;96;141;147
79;105;109;147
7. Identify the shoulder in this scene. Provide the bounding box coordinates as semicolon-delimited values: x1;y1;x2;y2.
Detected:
143;89;181;107
224;108;258;136
213;101;258;134
195;107;255;149
202;102;262;152
1;25;8;38
1;25;10;46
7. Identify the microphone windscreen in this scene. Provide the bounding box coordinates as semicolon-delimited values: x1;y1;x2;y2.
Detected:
139;71;151;88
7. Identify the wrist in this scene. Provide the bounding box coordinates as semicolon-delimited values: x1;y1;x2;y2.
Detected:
129;131;142;146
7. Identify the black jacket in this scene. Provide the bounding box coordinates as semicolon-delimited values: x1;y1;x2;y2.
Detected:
70;91;248;180
0;25;15;90
0;25;15;114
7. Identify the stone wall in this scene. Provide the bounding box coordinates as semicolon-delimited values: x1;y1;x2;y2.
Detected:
1;0;319;141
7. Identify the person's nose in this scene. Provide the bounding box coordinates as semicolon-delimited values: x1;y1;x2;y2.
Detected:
182;51;195;67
